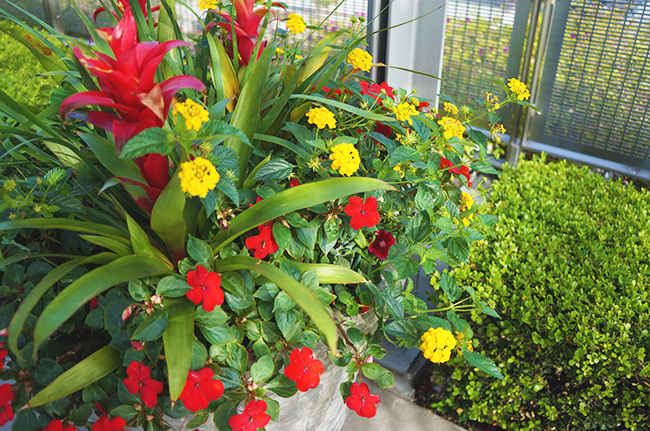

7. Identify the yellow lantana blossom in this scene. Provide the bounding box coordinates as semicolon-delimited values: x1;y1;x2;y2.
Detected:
392;102;419;125
275;48;285;56
460;191;474;211
179;157;220;198
393;164;405;178
173;99;210;132
507;78;530;101
437;116;465;140
420;327;457;363
484;92;500;110
444;102;459;115
198;0;217;11
306;107;336;129
455;331;474;355
347;48;373;73
329;143;360;176
287;14;306;34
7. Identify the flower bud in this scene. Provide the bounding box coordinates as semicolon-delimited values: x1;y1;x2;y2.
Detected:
0;328;7;336
122;306;133;321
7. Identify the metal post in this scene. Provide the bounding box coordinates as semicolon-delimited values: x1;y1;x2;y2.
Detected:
42;0;64;34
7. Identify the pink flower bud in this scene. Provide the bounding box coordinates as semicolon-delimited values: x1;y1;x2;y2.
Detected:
0;328;8;337
131;341;144;351
122;306;133;321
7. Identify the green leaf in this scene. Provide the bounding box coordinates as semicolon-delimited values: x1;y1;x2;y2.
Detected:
186;414;208;429
272;223;292;250
361;363;390;380
132;309;168;341
126;214;156;257
187;235;213;263
265;374;298;398
390;146;420;165
293;263;364;284
119;128;175;158
440;273;462;302
200;324;236;345
156;276;192;297
346;328;365;349
191;338;209;371
415;186;435;216
195;307;228;327
254;133;311;161
32;358;64;387
253;158;295;181
110;405;139;423
383;320;420;348
0;217;128;239
463;349;504;380
213;401;239;431
29;346;121;407
212;178;395;252
290;94;398;123
226;343;248;373
32;255;171;353
471;160;500;175
151;173;187;264
216;256;338;354
251;354;274;383
163;298;195;401
216;173;240;207
200;119;251;147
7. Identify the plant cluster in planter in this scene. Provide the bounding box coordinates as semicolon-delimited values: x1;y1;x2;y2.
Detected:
0;0;535;430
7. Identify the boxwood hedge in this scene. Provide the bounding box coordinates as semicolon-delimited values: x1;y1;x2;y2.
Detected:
431;155;650;430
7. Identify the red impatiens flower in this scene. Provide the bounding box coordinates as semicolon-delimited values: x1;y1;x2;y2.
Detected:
93;416;126;431
289;178;301;187
283;347;325;392
185;265;224;312
37;419;77;431
345;196;380;230
228;399;271;431
178;368;224;412
0;383;14;426
345;382;381;418
245;222;279;259
440;157;472;187
123;361;163;408
359;81;395;104
368;230;395;260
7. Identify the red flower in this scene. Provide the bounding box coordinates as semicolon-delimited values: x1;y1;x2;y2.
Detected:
89;296;98;310
178;368;224;412
0;384;14;426
359;81;395;104
38;419;77;431
131;153;170;205
93;416;126;431
283;347;325;392
344;196;380;230
345;382;381;418
0;348;6;369
130;341;144;351
289;178;301;188
356;298;370;314
123;361;163;408
245;222;279;259
185;265;224;312
228;399;271;431
374;122;392;138
368;230;395;260
440;157;472;187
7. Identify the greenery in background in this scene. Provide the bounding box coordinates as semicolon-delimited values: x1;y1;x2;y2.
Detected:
428;155;650;430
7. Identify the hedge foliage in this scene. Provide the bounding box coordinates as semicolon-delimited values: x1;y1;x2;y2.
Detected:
431;155;650;430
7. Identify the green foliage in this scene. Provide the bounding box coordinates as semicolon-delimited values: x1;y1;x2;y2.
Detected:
432;155;650;430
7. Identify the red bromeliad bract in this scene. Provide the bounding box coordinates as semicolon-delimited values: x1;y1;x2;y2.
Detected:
0;348;6;369
38;419;77;431
185;265;224;312
178;368;224;412
344;196;380;230
368;230;395;260
0;383;14;426
228;399;271;431
283;347;325;392
93;416;126;431
123;361;164;408
345;382;381;418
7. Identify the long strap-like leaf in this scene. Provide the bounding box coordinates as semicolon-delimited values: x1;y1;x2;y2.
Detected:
0;217;129;239
293;263;365;284
29;346;122;408
217;256;338;354
211;177;395;252
32;255;172;354
163;298;195;402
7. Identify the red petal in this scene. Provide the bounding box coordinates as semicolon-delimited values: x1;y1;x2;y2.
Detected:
345;395;363;412
182;387;209;412
187;269;200;288
186;286;203;305
144;377;163;394
252;413;271;428
359;401;378;418
198;378;224;402
307;360;325;375
283;363;301;382
159;75;207;113
228;413;249;430
204;272;221;289
139;385;158;408
123;378;140;395
202;286;224;311
244;399;267;416
296;372;313;392
363;211;381;228
344;196;363;216
363;197;378;211
197;367;215;381
349;214;365;230
140;153;170;190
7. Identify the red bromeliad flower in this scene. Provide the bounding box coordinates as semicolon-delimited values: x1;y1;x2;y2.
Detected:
60;9;206;153
368;230;395;260
93;416;126;431
123;361;163;408
345;196;380;230
38;419;77;431
228;399;271;431
283;347;325;392
245;222;279;259
345;382;381;418
132;153;170;205
0;384;14;426
94;0;159;23
359;81;395;104
178;368;224;412
185;265;224;312
440;157;472;187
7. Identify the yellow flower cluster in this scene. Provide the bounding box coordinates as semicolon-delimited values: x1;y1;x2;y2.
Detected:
173;99;210;132
392;102;419;125
507;78;530;101
197;0;217;11
329;143;360;176
393;164;405;178
275;48;285;56
437;116;466;140
455;331;474;354
287;14;306;34
179;157;220;198
460;191;475;226
3;179;16;192
490;123;506;143
347;48;373;73
443;102;458;115
420;327;457;363
484;92;500;110
306;107;336;129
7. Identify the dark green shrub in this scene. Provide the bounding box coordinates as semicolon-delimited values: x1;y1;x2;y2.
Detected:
431;155;650;430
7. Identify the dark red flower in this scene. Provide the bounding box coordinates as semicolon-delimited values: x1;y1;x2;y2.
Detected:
368;230;395;260
38;419;77;431
123;361;163;408
374;122;392;138
186;265;224;313
345;196;380;230
359;81;395;104
0;348;6;369
228;399;271;431
356;298;370;314
345;382;381;418
89;296;98;310
178;368;224;412
440;157;472;187
0;384;14;426
130;341;144;351
245;222;279;259
131;153;170;205
284;347;325;392
289;178;301;187
93;416;126;431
